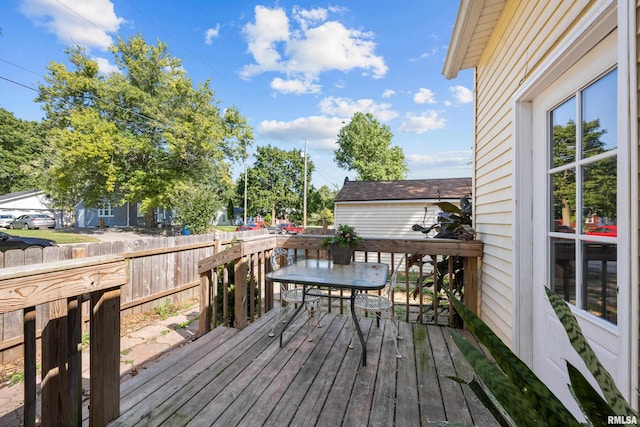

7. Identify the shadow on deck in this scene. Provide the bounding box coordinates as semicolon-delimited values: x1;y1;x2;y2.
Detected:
106;308;499;426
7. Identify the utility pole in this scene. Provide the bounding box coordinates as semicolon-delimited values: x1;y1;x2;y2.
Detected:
244;163;248;225
303;139;308;228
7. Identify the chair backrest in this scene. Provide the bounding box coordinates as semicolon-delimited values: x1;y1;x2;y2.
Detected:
386;255;406;299
271;247;294;271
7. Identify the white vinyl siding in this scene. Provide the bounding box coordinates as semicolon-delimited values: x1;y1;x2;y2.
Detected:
473;0;594;344
334;201;440;239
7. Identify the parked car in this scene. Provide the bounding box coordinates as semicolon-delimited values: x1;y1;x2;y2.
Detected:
235;223;265;232
281;223;304;234
10;214;56;229
0;214;15;229
268;224;289;234
0;231;58;251
586;225;617;237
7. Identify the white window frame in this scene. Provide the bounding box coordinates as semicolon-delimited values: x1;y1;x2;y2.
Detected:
511;1;636;404
98;201;114;218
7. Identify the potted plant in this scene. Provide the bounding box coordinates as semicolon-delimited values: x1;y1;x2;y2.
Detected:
321;224;363;265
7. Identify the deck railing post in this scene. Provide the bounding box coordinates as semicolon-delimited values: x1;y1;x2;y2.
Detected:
234;257;248;329
41;298;70;426
199;270;212;334
90;287;121;426
23;306;36;427
463;256;480;315
68;295;83;426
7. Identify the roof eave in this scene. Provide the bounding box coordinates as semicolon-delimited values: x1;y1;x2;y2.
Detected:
443;0;486;79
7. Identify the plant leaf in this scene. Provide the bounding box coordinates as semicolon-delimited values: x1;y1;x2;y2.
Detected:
566;361;614;427
436;201;462;213
545;288;638;416
449;376;513;427
450;331;543;425
446;289;580;426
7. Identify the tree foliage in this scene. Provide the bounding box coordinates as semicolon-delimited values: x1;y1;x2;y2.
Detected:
334;112;407;180
36;34;253;221
237;145;312;221
552;119;616;224
171;182;220;234
0;108;46;194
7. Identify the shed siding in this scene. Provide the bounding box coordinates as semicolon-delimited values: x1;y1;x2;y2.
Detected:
473;0;592;344
334;201;439;239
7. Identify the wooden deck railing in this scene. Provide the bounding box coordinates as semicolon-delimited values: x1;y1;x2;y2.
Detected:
0;255;127;427
198;234;483;333
0;232;482;426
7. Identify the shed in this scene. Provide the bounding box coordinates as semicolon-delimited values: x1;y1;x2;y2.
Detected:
333;178;472;238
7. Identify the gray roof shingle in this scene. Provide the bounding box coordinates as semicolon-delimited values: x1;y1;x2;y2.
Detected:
334;178;472;202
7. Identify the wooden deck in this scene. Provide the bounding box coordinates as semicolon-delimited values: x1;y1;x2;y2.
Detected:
105;307;499;426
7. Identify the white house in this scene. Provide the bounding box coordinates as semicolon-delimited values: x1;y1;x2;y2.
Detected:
333;178;472;238
444;0;638;413
0;190;63;227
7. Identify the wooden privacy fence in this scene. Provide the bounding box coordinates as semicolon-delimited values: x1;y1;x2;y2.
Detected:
198;234;483;334
0;231;251;364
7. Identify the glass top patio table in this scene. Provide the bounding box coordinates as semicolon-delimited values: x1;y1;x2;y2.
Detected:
266;259;389;290
266;259;389;366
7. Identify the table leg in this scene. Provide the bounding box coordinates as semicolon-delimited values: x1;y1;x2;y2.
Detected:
350;293;367;366
279;286;306;347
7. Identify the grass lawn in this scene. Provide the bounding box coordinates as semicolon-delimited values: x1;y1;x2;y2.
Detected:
213;226;237;232
3;229;100;244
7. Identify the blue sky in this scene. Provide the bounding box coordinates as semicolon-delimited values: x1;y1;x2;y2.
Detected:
0;0;473;189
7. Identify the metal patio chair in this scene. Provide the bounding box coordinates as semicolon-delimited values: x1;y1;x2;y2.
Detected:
349;256;404;358
268;247;323;340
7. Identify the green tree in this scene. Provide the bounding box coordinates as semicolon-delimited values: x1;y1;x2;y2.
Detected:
171;182;220;234
37;35;253;224
0;109;47;193
237;145;313;221
307;184;337;217
552;119;616;225
335;112;408;180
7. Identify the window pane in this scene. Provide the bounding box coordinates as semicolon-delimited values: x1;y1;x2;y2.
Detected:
551;97;576;167
582;158;617;233
551;169;576;232
582;242;617;324
582;69;617;158
551;238;576;304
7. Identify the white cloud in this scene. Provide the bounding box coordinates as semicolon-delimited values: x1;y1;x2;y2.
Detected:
241;5;387;90
413;88;436;104
205;24;220;45
319;96;398;121
450;85;473;104
271;77;320;94
258;115;344;150
19;0;124;50
92;56;119;74
407;150;472;168
292;6;327;30
241;5;290;77
382;89;396;98
398;111;446;133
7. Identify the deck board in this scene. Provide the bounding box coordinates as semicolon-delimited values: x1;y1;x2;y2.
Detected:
104;308;499;427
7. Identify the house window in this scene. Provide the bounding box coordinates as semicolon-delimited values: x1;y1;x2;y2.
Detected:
98;201;114;217
548;68;618;324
